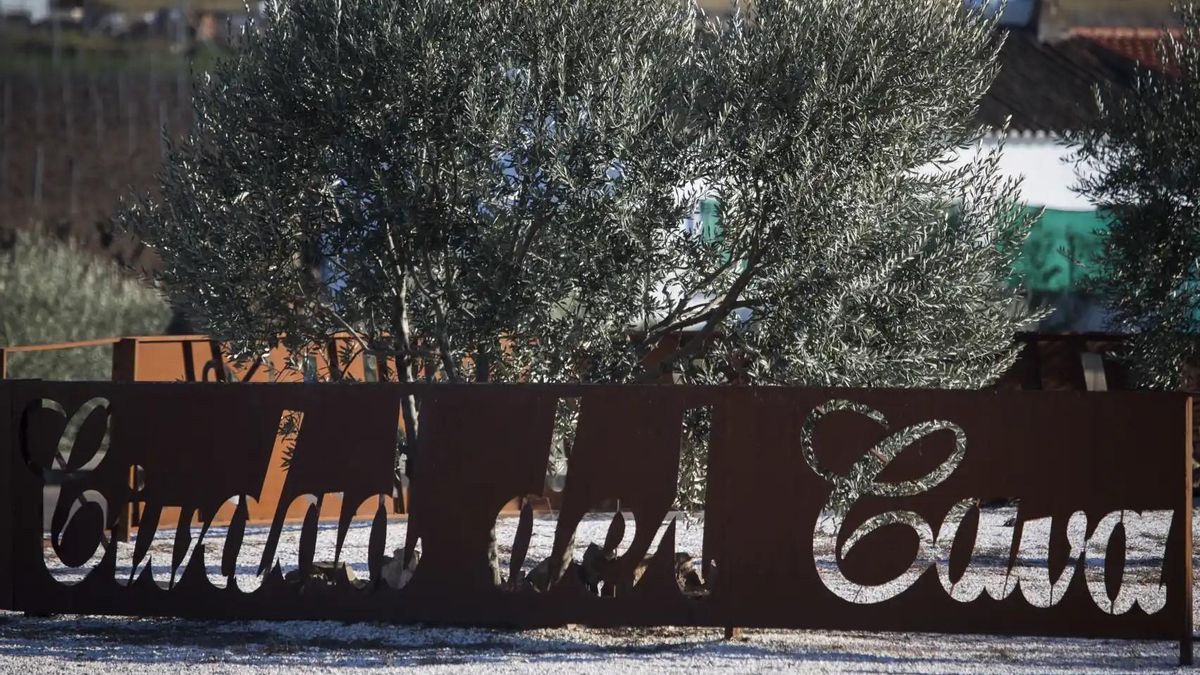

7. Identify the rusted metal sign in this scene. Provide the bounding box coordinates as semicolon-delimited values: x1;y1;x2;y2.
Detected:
0;382;1192;662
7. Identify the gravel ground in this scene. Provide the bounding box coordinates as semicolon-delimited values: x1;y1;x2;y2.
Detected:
1;507;1195;673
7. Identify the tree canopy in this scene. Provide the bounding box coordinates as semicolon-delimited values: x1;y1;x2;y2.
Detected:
123;0;1033;393
1073;3;1200;389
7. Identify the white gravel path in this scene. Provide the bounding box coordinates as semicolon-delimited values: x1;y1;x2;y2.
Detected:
2;507;1196;673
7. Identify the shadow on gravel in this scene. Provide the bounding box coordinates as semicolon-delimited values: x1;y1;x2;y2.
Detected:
0;614;1181;671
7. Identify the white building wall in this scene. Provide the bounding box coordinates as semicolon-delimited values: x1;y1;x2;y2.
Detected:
0;0;50;22
953;133;1098;211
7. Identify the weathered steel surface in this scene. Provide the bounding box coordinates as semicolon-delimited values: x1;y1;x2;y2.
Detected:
0;379;12;610
0;381;1191;655
117;337;394;527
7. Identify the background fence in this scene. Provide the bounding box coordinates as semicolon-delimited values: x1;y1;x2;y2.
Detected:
0;64;192;269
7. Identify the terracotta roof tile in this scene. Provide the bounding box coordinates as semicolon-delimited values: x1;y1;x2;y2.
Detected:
1068;27;1179;71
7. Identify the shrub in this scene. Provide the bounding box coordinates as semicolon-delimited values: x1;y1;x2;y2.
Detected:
0;228;171;380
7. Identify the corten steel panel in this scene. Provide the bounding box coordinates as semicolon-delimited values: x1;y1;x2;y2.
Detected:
2;381;1191;652
1183;401;1195;666
126;338;395;528
131;338;220;383
0;381;12;609
128;336;374;385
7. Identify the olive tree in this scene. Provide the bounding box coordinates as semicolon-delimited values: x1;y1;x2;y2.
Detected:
646;0;1034;390
122;0;1035;508
1073;3;1200;389
121;0;702;453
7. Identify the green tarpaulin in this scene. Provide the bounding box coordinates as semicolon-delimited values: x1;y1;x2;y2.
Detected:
695;202;1108;294
1015;207;1110;294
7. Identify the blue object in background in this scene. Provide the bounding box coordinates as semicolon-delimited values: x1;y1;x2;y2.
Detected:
965;0;1038;27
